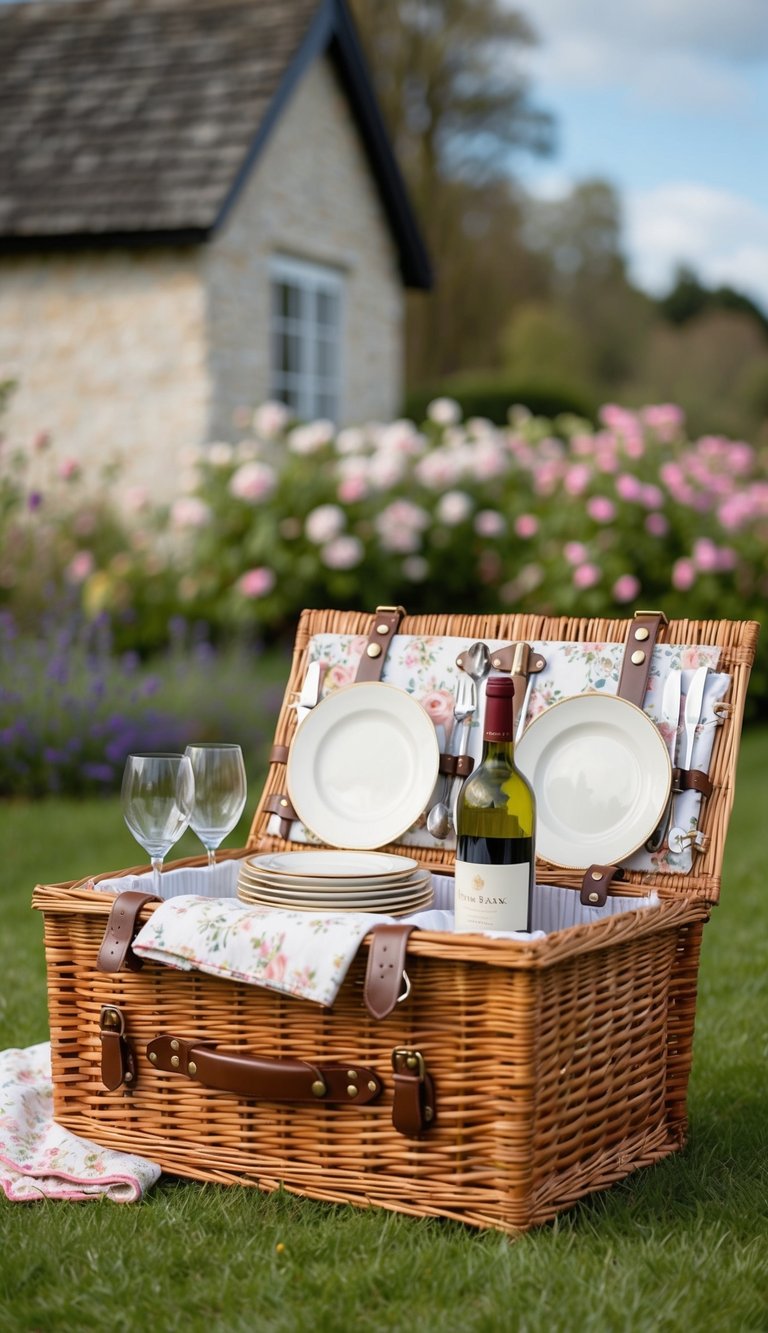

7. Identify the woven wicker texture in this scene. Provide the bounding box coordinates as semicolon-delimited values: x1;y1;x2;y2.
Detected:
32;609;757;1232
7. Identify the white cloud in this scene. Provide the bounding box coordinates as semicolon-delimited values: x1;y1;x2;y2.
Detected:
523;0;768;110
625;182;768;308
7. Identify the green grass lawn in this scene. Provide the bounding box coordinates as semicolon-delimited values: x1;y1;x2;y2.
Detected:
1;732;767;1331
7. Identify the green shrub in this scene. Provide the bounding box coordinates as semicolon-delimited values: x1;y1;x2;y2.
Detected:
404;375;598;426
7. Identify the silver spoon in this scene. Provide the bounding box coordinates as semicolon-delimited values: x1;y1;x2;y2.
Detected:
426;642;491;841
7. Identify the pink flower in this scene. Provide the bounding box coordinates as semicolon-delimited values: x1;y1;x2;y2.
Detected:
640;403;685;442
253;401;291;439
66;550;95;584
612;573;640;603
305;504;345;544
692;537;719;572
237;566;275;598
321;535;363;570
672;558;696;591
564;541;588;566
476;509;507;538
263;953;287;983
58;457;80;481
325;663;356;690
645;512;669;536
564;463;591;496
615;473;644;503
374;500;430;553
229;461;276;503
337;475;368;504
32;430;51;453
513;513;538;539
170;497;211;529
640;484;664;510
419;689;455;731
586;496;616;524
402;555;429;581
573;562;600;590
288;421;335;455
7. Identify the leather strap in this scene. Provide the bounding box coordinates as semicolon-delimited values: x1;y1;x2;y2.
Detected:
147;1036;382;1104
680;768;714;797
354;606;406;682
265;791;297;837
364;923;415;1020
97;890;160;973
438;752;474;778
616;611;668;707
580;864;624;908
269;743;290;765
391;1049;436;1137
100;1006;135;1091
457;644;547;677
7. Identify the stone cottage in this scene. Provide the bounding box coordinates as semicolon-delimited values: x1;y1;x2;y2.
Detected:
0;0;430;498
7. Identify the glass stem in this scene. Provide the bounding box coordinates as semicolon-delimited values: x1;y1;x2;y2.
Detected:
151;856;163;895
207;848;217;870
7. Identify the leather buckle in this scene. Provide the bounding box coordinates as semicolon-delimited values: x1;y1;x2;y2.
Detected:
392;1047;425;1080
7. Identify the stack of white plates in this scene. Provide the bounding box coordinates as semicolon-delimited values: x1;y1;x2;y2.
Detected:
236;850;433;916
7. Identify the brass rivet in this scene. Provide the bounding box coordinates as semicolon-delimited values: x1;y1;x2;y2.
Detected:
148;1051;158;1064
376;623;390;635
170;1039;179;1052
347;1084;359;1098
591;870;602;881
311;1080;326;1098
424;1106;433;1121
280;798;289;808
634;626;650;641
630;650;646;665
588;892;600;904
366;643;382;659
492;658;501;668
406;1055;419;1070
346;1069;358;1081
124;1071;133;1082
367;1080;377;1093
170;1055;180;1069
188;1062;197;1077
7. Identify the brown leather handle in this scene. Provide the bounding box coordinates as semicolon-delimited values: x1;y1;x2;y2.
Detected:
616;611;668;707
354;606;406;682
146;1036;383;1105
97;890;161;973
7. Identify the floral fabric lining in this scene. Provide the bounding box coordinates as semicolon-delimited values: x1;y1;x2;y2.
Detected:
270;633;727;874
0;1043;160;1202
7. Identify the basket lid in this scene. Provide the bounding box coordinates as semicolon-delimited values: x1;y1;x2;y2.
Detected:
249;609;759;907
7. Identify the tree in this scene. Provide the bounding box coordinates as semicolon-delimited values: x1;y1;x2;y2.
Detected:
660;265;768;339
349;0;555;383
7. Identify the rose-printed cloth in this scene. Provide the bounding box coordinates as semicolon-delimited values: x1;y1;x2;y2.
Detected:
0;1043;161;1202
132;897;542;1007
273;632;727;873
133;897;440;1007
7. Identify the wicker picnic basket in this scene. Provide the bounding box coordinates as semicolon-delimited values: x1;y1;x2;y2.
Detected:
32;608;759;1234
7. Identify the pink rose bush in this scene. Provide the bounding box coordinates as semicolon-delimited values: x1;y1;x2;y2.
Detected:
169;396;768;641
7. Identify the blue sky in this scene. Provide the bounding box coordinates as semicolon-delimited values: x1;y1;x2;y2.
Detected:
516;0;768;309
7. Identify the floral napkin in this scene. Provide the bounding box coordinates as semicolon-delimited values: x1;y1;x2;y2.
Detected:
0;1043;161;1203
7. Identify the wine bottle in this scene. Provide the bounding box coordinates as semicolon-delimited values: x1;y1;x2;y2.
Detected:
454;675;535;933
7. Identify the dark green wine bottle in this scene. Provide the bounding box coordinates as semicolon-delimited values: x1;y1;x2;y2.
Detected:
455;675;535;932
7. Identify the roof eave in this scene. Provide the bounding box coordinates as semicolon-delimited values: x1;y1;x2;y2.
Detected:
211;0;432;291
0;227;209;255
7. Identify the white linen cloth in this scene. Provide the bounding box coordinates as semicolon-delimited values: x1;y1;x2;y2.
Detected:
0;1043;161;1203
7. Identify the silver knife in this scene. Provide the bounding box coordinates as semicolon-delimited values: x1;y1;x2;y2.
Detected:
293;660;324;726
645;668;682;852
680;666;710;770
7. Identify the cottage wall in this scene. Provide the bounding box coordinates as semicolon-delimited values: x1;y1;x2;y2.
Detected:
204;54;404;437
0;54;405;500
0;248;209;499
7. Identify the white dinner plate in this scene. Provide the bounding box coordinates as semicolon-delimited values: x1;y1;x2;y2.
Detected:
515;692;671;869
237;889;435;915
245;850;420;880
237;874;432;907
286;684;440;850
237;869;432;895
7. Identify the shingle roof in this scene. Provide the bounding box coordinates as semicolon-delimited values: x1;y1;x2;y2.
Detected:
0;0;431;286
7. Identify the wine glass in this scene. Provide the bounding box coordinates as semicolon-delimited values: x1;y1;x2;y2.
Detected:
121;753;195;894
184;743;247;868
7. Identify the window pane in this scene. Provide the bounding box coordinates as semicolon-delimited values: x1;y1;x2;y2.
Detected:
317;336;336;378
316;288;338;329
274;281;300;320
317;391;336;420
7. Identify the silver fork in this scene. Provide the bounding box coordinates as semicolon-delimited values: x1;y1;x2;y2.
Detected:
426;672;477;840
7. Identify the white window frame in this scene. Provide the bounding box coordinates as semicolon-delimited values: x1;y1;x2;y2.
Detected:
269;255;344;422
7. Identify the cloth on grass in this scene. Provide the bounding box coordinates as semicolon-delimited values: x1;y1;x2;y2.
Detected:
0;1042;160;1203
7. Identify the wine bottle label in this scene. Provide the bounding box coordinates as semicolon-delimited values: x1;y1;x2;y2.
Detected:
454;860;531;933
